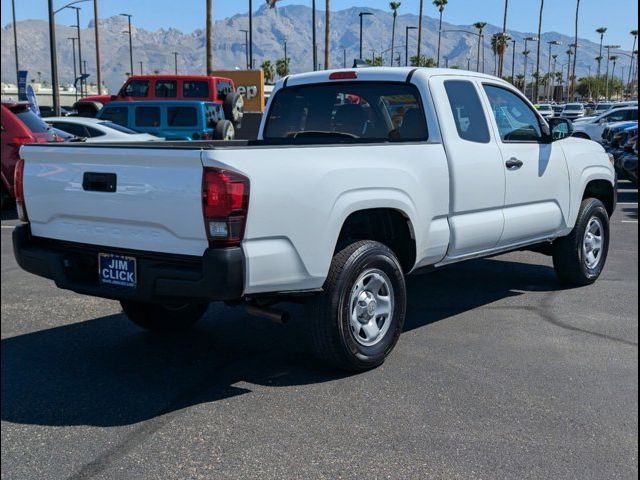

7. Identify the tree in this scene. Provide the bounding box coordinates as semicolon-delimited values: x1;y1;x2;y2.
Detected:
534;0;545;102
417;0;424;63
389;2;402;67
473;22;487;72
629;30;638;86
276;57;290;78
324;0;330;70
491;33;509;76
366;56;385;67
206;0;214;74
514;74;525;90
576;75;622;98
595;27;607;78
410;55;436;67
261;60;275;84
433;0;448;67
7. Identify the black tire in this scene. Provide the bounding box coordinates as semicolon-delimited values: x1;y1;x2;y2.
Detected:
552;198;610;286
120;300;209;332
214;120;235;140
306;240;407;371
223;92;244;126
572;132;590;140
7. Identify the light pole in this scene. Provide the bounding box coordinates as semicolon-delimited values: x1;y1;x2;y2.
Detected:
359;11;373;60
173;52;179;75
522;36;537;98
47;0;60;115
343;47;347;68
139;61;143;75
11;0;19;86
405;26;417;66
441;29;482;72
249;0;253;69
511;39;516;84
67;7;84;96
240;30;249;70
546;40;561;100
604;44;620;100
93;0;102;94
120;13;134;78
312;0;317;71
68;37;78;100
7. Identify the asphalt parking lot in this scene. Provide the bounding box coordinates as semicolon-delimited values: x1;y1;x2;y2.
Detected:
1;181;637;480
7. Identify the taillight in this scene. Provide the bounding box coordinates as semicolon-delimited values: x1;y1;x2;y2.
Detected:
9;136;33;147
202;167;250;246
14;158;28;223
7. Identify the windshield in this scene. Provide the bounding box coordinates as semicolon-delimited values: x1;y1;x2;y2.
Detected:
264;82;428;144
564;104;583;111
596;104;612;111
98;121;140;134
537;105;552;111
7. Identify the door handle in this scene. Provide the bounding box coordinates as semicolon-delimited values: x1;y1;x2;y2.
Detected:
505;158;524;170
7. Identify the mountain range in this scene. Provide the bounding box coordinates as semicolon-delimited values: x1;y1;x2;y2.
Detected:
1;4;634;93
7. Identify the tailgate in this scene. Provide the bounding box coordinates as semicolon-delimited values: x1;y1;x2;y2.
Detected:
20;145;208;256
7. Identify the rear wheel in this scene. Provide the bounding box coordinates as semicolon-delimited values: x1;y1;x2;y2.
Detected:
120;300;209;332
552;198;610;286
223;92;244;126
306;240;406;371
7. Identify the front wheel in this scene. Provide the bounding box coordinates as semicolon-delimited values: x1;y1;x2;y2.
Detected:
120;300;209;332
552;198;610;286
306;241;407;371
214;120;235;141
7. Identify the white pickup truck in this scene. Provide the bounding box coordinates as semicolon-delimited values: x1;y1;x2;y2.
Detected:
14;68;617;371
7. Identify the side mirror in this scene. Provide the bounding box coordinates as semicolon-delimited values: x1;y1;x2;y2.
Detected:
547;117;573;141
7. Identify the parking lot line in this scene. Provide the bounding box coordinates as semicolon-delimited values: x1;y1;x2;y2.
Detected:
1;226;15;230
621;220;638;224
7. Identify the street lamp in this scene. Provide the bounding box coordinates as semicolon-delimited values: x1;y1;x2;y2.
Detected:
11;0;19;86
440;29;482;72
68;37;78;100
120;13;134;78
139;61;143;75
359;12;374;60
546;40;562;100
522;36;538;99
312;0;317;71
604;44;620;100
405;26;417;66
248;0;253;70
67;7;84;96
511;39;516;85
173;52;179;75
240;29;250;70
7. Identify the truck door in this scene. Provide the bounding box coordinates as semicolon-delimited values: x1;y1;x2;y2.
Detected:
429;77;506;258
480;83;570;247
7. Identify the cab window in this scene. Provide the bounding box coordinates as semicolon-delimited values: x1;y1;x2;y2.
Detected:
483;85;543;142
100;106;129;126
154;80;177;98
135;107;161;127
444;80;490;143
122;80;149;98
167;107;198;127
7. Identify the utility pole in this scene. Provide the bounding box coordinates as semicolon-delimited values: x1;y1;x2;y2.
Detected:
47;0;61;115
406;26;417;66
249;0;253;69
120;13;134;78
11;0;19;86
94;0;103;94
173;52;179;75
139;61;143;74
68;37;78;100
312;0;317;70
70;7;83;96
240;30;249;70
359;12;373;60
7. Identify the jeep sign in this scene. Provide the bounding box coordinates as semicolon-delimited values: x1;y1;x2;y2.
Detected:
212;70;266;112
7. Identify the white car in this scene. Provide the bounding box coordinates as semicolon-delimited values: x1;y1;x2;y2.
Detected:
572;107;638;141
536;103;554;119
15;68;616;371
45;117;162;142
561;103;586;119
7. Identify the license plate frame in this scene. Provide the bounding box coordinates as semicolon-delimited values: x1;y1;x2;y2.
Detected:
99;253;137;288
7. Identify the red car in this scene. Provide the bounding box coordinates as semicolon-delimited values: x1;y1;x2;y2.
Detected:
77;75;243;124
1;102;60;209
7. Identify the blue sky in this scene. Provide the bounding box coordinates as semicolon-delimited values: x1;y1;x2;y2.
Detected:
2;0;638;49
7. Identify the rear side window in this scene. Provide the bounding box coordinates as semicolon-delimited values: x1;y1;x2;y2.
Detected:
99;106;129;126
122;80;149;97
167;107;198;127
85;127;105;138
264;82;428;143
444;80;490;143
184;81;210;98
216;80;233;101
14;109;51;133
155;80;177;98
135;107;161;127
50;122;87;137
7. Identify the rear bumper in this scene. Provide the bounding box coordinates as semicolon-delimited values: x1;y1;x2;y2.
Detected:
12;225;244;303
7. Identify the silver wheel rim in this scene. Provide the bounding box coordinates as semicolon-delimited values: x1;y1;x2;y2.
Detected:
349;269;394;347
583;216;605;269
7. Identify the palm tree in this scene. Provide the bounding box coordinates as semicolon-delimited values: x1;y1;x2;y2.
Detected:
629;30;638;87
473;22;487;72
498;0;509;75
324;0;330;70
261;60;275;84
417;0;424;64
515;74;525;90
609;55;619;99
595;27;607;78
433;0;448;67
276;57;290;78
206;0;213;74
569;0;581;99
534;0;545;102
491;33;509;78
389;2;402;67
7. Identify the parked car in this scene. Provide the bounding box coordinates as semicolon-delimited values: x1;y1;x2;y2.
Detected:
572;107;638;140
561;103;586;119
14;67;616;371
552;104;565;116
602;121;638;146
38;106;76;118
45;117;163;143
1;102;62;209
536;103;554;118
96;100;235;140
76;75;244;126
